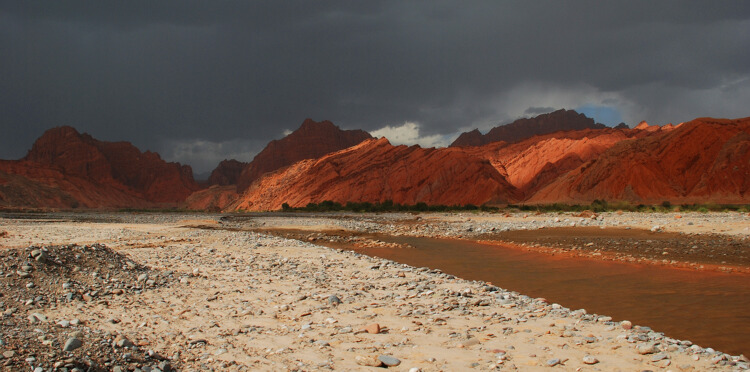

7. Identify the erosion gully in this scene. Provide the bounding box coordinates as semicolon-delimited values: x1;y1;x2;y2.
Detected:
257;227;750;357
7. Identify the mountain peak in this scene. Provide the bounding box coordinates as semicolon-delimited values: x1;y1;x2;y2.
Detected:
21;125;199;204
208;159;248;186
450;109;607;147
298;118;336;131
235;119;373;191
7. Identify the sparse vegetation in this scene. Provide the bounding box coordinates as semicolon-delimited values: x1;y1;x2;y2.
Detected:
279;200;496;213
278;200;750;214
507;202;748;213
116;208;196;213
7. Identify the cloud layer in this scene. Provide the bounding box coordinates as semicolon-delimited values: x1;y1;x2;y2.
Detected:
1;1;749;172
370;122;452;148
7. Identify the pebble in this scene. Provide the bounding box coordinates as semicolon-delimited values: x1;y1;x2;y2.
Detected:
28;313;47;323
33;250;49;262
114;335;134;348
637;343;658;355
657;359;671;367
621;320;633;330
547;358;561;366
582;355;599;364
378;355;401;366
63;337;83;351
355;355;383;367
158;361;173;372
363;323;381;334
339;326;353;334
328;294;342;305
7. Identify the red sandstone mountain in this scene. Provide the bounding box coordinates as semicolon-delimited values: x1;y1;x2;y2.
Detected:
529;117;750;204
0;126;199;209
4;114;747;211
462;124;670;199
235;119;372;191
208;159;247;186
0;159;151;209
230;138;520;211
450;109;607;147
228;116;748;211
183;185;238;212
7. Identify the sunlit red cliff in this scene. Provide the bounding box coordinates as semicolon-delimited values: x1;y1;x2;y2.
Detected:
529;118;750;204
228;115;748;210
235;119;372;192
1;112;748;211
230;138;520;211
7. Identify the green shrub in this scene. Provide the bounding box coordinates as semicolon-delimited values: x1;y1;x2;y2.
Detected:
275;200;750;214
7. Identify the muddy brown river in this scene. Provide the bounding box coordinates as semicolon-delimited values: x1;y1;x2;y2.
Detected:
353;236;750;356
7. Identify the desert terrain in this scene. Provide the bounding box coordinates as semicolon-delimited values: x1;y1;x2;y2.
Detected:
1;211;748;371
4;5;749;371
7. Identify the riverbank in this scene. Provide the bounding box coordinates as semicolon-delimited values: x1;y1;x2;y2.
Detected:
0;212;748;370
241;210;750;273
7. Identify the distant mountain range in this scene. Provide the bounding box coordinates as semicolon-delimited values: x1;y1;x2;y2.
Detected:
450;109;612;147
0;126;198;209
1;111;747;211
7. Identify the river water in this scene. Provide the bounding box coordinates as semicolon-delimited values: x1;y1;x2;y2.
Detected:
356;236;750;356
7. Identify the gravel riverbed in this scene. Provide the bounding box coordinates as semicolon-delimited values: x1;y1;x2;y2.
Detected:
0;211;747;371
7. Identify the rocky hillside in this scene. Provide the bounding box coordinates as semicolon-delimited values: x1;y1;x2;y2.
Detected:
3;114;748;211
0;126;199;209
450;109;607;147
230;138;520;211
236;119;372;191
529;117;750;204
228;116;749;211
208;159;247;186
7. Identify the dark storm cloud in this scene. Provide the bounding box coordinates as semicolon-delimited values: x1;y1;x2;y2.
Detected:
2;1;749;172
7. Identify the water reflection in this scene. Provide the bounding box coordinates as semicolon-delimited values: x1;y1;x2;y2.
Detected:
357;236;750;356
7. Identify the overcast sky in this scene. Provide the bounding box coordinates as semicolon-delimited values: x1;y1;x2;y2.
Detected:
2;1;749;174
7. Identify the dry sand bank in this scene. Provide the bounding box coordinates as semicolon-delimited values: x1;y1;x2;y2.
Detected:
0;212;748;371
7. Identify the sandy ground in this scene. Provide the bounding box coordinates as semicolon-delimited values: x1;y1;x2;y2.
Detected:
0;212;748;371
